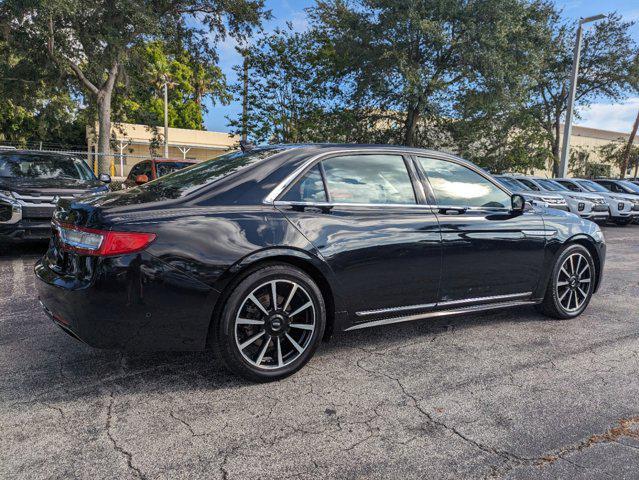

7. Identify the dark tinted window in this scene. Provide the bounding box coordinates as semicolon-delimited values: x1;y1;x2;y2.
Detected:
517;178;540;191
557;180;581;192
322;154;416;204
0;153;95;180
418;157;510;208
282;165;327;202
156;162;194;178
576;180;608;193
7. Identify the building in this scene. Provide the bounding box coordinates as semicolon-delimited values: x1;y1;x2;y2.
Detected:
86;122;239;177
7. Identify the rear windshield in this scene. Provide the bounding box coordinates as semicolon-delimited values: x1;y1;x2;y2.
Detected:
0;153;96;181
138;148;285;200
155;162;194;178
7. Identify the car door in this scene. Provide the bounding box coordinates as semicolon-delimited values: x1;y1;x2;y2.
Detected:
414;156;547;303
275;152;442;320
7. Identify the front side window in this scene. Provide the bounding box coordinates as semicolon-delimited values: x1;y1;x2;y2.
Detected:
281;165;327;202
417;157;510;208
321;154;416;204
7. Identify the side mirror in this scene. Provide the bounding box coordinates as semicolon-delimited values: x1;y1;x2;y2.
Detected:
135;174;149;185
99;173;111;184
511;194;526;213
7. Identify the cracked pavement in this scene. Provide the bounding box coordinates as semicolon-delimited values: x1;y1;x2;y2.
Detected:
1;226;639;479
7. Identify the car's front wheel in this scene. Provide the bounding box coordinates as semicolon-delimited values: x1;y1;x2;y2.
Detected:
537;244;595;319
212;264;326;382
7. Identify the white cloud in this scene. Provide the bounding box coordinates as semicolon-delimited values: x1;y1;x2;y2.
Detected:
575;97;639;133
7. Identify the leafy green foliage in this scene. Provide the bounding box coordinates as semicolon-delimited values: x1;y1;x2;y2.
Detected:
116;41;231;130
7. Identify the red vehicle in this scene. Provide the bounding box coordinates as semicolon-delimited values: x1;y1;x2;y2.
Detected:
123;158;197;188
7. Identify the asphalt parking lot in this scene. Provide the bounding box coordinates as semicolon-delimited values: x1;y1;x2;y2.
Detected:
1;226;638;480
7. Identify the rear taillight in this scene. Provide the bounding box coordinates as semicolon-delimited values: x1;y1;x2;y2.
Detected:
55;223;156;256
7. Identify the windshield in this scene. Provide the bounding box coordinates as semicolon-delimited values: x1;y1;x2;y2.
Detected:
618;180;639;193
576;180;609;193
496;177;526;191
536;179;568;192
134;148;285;200
155;162;194;178
0;153;96;181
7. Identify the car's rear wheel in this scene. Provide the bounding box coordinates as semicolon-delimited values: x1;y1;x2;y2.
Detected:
537;244;595;319
212;264;326;382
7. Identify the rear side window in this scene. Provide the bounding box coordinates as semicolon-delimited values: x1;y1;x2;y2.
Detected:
417;157;510;208
321;154;416;204
281;165;327;202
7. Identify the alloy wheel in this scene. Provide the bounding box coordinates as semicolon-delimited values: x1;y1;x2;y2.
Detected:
556;252;592;313
234;279;316;370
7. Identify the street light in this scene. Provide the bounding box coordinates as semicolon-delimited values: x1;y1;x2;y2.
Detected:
558;14;606;178
160;77;176;158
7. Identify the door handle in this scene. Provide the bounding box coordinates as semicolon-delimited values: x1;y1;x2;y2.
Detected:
438;207;467;215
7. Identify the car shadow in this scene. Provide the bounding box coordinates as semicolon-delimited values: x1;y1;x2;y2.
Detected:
9;304;545;405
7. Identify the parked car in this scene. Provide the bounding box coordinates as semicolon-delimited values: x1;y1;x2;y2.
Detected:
36;145;605;381
594;178;639;197
555;178;638;226
494;175;570;211
0;151;110;242
509;175;609;222
123;158;197;188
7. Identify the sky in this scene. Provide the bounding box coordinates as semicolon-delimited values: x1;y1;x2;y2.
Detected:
203;0;639;134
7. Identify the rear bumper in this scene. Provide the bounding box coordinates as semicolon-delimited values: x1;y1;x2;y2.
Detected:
35;254;219;351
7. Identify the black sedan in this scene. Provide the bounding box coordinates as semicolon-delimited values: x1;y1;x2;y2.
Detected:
35;145;605;381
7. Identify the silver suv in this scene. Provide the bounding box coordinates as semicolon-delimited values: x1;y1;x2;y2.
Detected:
495;175;569;211
510;175;609;222
556;178;638;226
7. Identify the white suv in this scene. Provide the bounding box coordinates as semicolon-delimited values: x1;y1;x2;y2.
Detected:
511;176;609;222
556;178;637;226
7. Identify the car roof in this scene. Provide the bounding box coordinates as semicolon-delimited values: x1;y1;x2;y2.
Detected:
0;150;79;158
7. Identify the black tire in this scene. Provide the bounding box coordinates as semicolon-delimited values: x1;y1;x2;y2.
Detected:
536;243;595;319
613;217;632;226
211;264;326;382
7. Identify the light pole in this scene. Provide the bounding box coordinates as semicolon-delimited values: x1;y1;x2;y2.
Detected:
558;14;605;178
162;80;169;158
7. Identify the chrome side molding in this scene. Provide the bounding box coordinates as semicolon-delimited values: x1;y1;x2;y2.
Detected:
346;299;538;331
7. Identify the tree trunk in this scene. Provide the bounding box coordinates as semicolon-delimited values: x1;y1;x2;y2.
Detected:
96;92;112;174
620;110;639;179
403;106;420;147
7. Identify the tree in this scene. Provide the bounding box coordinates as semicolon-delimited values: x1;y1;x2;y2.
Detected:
1;0;268;172
525;13;638;176
308;0;557;148
228;27;339;143
599;141;639;177
620;110;639;178
0;37;86;148
116;41;231;130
